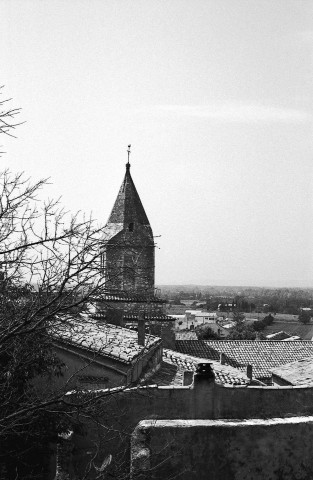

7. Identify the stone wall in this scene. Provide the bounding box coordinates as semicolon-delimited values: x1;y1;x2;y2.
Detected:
131;417;313;480
104;229;155;296
100;378;313;423
68;374;313;478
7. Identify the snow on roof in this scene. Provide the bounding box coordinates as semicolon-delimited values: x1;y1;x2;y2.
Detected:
53;318;161;364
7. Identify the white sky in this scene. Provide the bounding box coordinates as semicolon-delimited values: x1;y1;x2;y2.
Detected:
1;0;313;287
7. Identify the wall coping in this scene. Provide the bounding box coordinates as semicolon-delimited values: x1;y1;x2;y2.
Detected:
64;378;313;397
137;415;313;428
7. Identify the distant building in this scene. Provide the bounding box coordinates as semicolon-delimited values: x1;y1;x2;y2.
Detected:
282;336;301;341
173;310;218;331
263;321;313;340
172;311;232;338
218;302;236;311
180;300;198;307
266;331;292;341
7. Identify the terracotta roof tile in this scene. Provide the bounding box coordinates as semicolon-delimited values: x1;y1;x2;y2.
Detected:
142;347;249;387
54;319;161;364
175;340;313;381
271;356;313;386
93;292;166;304
143;360;183;386
123;314;174;321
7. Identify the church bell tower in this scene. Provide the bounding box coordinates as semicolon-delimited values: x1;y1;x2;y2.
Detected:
101;146;155;297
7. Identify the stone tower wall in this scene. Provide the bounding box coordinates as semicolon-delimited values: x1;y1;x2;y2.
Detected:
103;228;155;296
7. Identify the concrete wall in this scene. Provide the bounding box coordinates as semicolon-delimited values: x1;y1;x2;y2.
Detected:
131;417;313;480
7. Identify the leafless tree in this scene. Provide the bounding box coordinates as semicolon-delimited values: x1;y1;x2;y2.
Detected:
0;170;163;480
0;90;169;480
0;86;24;161
0;167;119;477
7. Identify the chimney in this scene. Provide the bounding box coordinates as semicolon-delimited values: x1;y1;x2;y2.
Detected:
137;311;145;346
220;352;226;365
246;364;253;380
195;363;215;383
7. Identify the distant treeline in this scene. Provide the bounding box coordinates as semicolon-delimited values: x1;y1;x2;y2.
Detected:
159;285;313;315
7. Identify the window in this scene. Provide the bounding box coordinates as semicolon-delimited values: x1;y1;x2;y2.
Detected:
128;222;134;232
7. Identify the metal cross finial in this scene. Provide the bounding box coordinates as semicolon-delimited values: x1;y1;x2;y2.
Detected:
127;144;131;164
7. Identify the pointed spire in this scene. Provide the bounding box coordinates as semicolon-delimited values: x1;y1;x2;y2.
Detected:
106;147;150;227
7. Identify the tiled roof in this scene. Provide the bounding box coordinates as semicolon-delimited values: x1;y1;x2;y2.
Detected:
175;340;313;381
264;322;313;340
143;360;184;386
271;356;313;386
92;313;173;323
93;292;165;303
159;349;249;386
123;314;174;321
53;319;161;364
